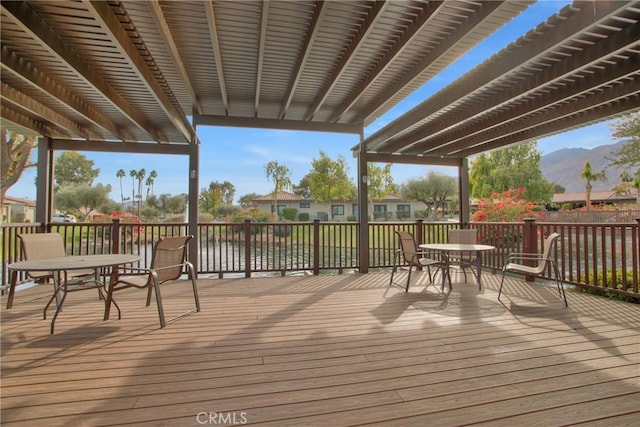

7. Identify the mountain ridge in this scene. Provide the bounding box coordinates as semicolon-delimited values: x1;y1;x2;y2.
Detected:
540;141;629;193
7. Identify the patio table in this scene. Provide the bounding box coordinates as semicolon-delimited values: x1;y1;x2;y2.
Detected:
419;243;495;290
7;254;140;333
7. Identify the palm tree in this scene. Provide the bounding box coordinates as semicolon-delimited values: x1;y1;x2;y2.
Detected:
579;161;606;210
135;168;146;218
116;169;126;208
146;170;157;199
620;171;633;194
129;169;137;212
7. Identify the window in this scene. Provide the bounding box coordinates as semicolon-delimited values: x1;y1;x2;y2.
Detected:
299;202;310;209
277;205;286;215
397;204;411;219
331;205;344;216
373;204;387;220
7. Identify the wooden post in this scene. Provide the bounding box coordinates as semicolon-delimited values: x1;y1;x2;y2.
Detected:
415;219;424;246
313;219;320;275
111;218;121;254
244;219;252;278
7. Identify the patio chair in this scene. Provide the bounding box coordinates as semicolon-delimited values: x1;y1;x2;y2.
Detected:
18;232;97;282
8;233;98;308
15;233;112;333
389;230;450;292
498;232;568;307
104;235;200;328
448;228;480;288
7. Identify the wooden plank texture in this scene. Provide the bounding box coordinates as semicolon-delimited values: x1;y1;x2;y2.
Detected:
2;271;639;426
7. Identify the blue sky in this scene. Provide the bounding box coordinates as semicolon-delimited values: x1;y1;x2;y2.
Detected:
7;1;618;204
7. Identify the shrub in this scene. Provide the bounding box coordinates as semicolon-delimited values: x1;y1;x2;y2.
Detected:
472;188;545;222
225;208;274;234
347;215;357;221
282;208;297;221
298;212;310;221
273;222;293;238
414;210;428;219
396;210;411;220
216;204;240;218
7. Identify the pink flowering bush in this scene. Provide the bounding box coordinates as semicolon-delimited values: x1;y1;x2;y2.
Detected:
472;188;545;249
472;188;544;222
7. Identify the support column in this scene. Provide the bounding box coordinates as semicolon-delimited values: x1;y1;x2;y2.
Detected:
458;158;470;227
357;135;369;273
187;138;199;275
35;137;53;226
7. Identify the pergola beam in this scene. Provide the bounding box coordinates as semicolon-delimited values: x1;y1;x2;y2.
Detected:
329;1;445;123
204;0;230;116
85;0;195;143
279;1;328;119
363;1;633;151
0;46;135;142
1;1;166;143
147;0;202;114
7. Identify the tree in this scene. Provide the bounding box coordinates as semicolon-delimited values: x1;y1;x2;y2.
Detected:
619;171;633;195
116;169;126;209
159;193;186;215
579;161;607;210
367;163;396;219
400;171;457;220
608;113;639;208
54;151;99;190
129;169;137;211
1;128;36;208
238;193;260;208
307;151;356;217
293;174;312;199
54;183;111;221
469;141;553;203
134;168;146;217
265;160;292;214
200;181;236;215
145;170;157;199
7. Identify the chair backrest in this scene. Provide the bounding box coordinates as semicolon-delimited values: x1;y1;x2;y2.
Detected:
541;232;561;261
531;232;561;274
18;233;67;279
150;235;193;283
449;229;477;245
395;231;421;266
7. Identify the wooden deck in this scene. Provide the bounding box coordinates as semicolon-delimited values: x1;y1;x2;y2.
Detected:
1;270;639;426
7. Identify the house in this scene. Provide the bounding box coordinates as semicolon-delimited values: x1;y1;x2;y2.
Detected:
251;191;429;221
1;195;36;223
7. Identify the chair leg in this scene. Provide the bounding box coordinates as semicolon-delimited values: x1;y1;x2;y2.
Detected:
498;269;506;301
149;273;166;328
188;264;201;312
405;265;413;292
552;261;568;307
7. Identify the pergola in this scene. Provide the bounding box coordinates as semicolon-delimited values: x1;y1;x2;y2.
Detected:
2;1;639;272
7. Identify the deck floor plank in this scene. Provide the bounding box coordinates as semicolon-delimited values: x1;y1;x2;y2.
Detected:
2;272;639;426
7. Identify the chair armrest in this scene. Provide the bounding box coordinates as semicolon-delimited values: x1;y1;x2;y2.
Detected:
505;253;549;263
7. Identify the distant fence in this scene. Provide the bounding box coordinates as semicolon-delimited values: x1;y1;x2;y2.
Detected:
544;210;640;223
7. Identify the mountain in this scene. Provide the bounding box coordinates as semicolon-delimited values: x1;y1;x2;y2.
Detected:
540;141;629;193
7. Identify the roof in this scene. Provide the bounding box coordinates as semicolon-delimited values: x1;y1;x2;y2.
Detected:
552;191;638;204
2;1;527;145
358;1;640;164
1;1;638;164
2;195;36;206
252;191;304;202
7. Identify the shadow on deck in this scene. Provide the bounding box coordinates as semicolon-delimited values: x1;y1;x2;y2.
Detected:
2;270;639;426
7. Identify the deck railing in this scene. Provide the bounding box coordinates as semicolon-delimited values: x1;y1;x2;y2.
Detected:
2;218;638;299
